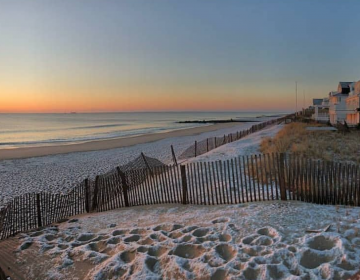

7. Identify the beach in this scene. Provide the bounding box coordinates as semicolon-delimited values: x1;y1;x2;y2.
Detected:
1;119;278;207
2;119;360;280
1;1;358;279
0;122;245;161
4;202;360;279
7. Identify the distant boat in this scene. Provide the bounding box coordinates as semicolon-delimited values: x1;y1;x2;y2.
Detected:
70;112;77;114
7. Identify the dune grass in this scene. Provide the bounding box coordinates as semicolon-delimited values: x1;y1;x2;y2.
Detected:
260;122;360;164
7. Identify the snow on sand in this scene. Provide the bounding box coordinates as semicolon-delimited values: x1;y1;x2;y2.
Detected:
14;202;360;280
6;122;360;279
0;121;263;207
187;124;283;163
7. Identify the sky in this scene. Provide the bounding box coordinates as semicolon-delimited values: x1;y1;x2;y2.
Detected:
1;0;360;113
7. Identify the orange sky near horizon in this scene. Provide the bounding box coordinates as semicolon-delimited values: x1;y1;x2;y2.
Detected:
0;85;298;113
2;1;360;114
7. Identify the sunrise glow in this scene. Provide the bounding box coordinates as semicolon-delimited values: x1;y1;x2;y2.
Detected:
1;1;360;113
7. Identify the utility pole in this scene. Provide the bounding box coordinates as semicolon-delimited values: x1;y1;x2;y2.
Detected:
295;81;298;115
303;89;305;109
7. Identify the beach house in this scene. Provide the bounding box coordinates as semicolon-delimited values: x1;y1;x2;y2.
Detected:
328;82;352;124
345;80;360;126
329;93;348;124
312;82;352;124
312;99;323;106
312;98;330;122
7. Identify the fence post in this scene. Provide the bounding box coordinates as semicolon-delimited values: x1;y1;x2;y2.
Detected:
117;167;130;207
214;137;217;148
207;138;209;152
141;152;154;175
195;141;197;157
84;178;90;213
36;193;42;227
278;153;287;201
180;165;188;204
171;145;178;166
91;176;99;211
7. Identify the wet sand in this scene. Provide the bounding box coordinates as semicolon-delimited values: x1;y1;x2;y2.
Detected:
0;122;244;160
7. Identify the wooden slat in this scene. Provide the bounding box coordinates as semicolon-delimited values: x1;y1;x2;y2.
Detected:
246;156;254;202
161;166;170;203
266;154;274;200
254;155;262;201
175;166;183;203
303;158;309;202
143;170;152;205
180;165;188;204
187;164;194;204
236;157;245;203
231;159;238;204
219;161;227;204
226;160;233;204
207;162;215;205
324;161;329;205
212;162;219;205
169;166;177;203
259;155;267;201
194;163;201;204
242;156;249;202
339;163;345;205
310;159;315;203
272;153;279;200
216;161;223;204
144;170;153;205
203;162;211;205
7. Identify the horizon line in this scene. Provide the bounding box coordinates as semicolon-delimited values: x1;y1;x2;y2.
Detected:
0;109;293;114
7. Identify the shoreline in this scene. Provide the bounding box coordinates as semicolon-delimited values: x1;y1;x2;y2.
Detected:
0;122;246;161
177;119;260;124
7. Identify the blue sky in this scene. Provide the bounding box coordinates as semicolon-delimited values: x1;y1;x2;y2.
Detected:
1;0;360;112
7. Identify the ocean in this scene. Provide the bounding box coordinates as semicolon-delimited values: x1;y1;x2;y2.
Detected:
0;112;287;149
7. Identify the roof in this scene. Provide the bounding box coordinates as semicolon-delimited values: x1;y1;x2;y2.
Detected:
339;82;352;89
312;99;323;106
332;92;348;97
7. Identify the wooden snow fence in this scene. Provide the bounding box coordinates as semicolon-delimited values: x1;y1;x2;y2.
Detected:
178;114;292;159
1;153;360;240
0;183;86;240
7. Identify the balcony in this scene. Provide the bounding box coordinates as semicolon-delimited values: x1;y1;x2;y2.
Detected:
312;113;330;121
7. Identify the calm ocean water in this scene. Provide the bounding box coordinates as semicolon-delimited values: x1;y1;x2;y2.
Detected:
0;112;287;149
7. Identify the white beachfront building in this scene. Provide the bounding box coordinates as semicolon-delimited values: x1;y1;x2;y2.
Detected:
329;93;348;125
345;80;360;126
312;98;330;122
312;82;352;125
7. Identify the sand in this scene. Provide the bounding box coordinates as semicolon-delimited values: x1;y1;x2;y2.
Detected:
0;120;281;208
2;120;360;279
0;123;244;161
186;124;283;164
4;201;360;280
1;120;266;207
